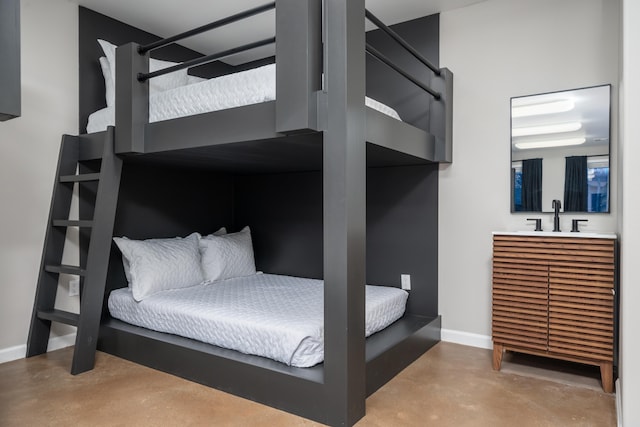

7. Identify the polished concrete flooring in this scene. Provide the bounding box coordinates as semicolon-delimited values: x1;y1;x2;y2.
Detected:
0;342;616;426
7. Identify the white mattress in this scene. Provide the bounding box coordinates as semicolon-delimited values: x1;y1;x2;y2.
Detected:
108;273;408;367
87;63;401;133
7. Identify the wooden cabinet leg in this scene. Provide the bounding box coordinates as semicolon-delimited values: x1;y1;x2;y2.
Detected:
600;362;614;393
493;343;504;370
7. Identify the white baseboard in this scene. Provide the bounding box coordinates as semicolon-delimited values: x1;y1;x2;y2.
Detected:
0;333;76;365
441;328;493;350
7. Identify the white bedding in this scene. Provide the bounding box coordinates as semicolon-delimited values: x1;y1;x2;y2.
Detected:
108;273;408;367
87;63;401;133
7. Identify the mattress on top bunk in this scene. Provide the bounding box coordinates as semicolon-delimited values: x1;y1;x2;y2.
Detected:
108;273;408;368
86;64;401;133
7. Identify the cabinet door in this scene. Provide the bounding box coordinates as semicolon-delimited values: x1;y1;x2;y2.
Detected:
492;236;549;352
548;238;615;362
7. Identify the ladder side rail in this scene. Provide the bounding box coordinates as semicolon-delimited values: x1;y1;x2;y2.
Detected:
77;136;102;301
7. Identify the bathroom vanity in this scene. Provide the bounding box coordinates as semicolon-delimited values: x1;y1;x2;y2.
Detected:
491;231;618;392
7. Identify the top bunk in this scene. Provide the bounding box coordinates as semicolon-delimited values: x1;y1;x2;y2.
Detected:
79;0;453;170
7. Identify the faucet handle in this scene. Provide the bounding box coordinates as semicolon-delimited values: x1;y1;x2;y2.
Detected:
527;218;543;231
571;219;588;232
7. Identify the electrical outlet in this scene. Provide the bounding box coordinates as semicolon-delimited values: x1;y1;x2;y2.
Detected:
69;279;80;297
401;274;411;290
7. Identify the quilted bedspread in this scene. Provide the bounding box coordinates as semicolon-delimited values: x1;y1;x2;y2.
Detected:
108;273;408;367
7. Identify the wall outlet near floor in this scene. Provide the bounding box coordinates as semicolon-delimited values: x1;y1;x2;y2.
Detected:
69;279;80;297
401;274;411;290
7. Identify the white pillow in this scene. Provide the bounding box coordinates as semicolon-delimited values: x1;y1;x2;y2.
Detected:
149;57;190;93
118;227;225;284
99;56;115;107
97;39;189;99
113;233;204;301
199;226;256;283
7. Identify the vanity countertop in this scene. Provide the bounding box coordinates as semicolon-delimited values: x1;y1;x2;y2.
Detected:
493;231;617;239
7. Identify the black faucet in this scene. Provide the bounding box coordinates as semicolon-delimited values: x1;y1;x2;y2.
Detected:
552;199;562;232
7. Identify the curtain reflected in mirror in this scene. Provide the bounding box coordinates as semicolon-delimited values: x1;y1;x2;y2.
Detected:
564;156;587;211
512;155;609;213
510;85;611;213
521;158;542;211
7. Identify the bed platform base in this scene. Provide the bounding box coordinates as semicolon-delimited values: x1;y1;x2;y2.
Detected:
98;315;440;424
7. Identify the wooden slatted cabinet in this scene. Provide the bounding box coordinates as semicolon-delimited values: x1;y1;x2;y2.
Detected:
492;232;617;393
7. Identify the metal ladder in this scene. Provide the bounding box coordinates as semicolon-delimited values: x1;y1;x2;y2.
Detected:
26;128;122;374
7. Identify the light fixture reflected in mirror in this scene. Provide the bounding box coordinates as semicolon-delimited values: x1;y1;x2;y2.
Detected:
511;99;574;118
510;85;611;213
512;122;582;137
515;137;586;150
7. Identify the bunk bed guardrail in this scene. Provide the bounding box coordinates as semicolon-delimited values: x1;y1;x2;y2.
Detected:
114;0;452;162
364;8;453;163
137;2;276;55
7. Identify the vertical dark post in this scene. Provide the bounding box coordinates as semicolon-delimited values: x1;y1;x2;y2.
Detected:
323;0;366;425
275;0;322;133
115;43;148;154
429;67;453;163
0;0;20;120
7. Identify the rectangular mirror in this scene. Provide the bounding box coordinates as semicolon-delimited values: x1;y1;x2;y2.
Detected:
511;84;611;213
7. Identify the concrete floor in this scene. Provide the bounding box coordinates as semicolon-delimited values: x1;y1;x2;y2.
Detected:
0;342;616;426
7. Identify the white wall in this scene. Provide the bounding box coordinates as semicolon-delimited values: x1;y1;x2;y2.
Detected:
0;0;78;360
620;0;640;424
439;0;620;340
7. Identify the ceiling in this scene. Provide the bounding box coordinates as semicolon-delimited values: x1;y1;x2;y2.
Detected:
75;0;485;64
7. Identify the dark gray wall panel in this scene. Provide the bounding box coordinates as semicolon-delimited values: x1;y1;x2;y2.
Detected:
0;0;20;120
233;171;324;279
366;14;439;131
233;163;438;320
367;164;439;317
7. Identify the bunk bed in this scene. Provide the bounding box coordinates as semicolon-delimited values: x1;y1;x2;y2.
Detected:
31;1;453;426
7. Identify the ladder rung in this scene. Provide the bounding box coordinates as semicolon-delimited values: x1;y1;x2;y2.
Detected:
59;173;100;183
37;309;79;326
44;264;86;276
52;220;94;228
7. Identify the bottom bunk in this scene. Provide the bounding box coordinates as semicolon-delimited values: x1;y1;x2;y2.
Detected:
98;313;441;421
75;127;440;425
108;273;409;368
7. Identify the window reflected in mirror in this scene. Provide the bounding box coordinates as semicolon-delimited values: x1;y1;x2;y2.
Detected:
587;156;609;212
511;85;611;213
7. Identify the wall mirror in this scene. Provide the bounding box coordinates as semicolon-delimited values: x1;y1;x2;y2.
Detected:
511;84;611;213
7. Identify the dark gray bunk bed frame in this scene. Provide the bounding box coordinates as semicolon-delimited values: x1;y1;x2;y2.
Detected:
74;1;451;426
